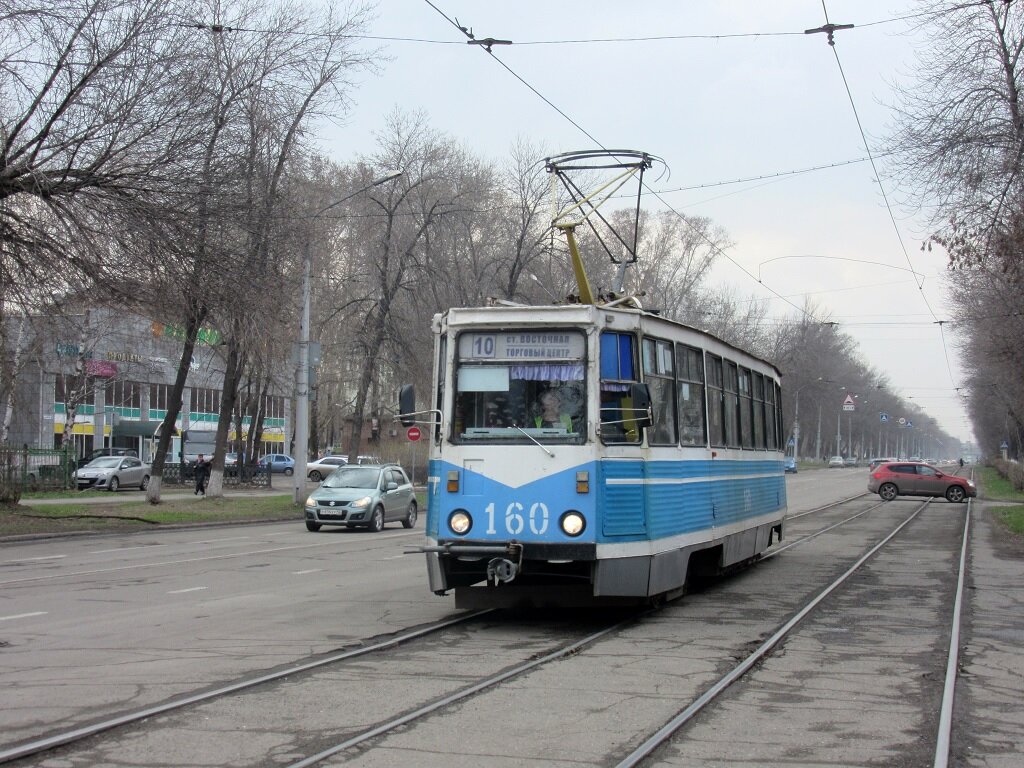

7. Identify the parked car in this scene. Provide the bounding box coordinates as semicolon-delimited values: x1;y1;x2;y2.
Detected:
73;456;151;491
784;456;797;473
258;454;295;475
303;464;416;532
306;455;348;482
868;461;976;502
828;455;845;468
868;457;898;471
77;447;138;469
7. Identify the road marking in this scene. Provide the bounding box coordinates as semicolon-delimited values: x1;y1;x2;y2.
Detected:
0;531;424;587
293;569;322;575
168;587;207;594
193;536;250;544
0;612;47;622
89;545;166;554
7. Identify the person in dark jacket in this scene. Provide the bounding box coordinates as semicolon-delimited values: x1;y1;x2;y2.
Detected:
194;454;210;496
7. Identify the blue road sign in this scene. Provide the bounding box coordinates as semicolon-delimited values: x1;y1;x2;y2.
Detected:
880;412;889;422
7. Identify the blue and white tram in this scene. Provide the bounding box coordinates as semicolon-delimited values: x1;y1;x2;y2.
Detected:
401;302;787;607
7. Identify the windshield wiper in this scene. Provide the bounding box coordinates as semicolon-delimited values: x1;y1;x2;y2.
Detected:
512;424;554;457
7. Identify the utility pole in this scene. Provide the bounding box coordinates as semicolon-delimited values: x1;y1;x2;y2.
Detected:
292;170;403;504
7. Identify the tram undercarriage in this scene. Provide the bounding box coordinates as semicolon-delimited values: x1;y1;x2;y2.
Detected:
427;518;786;608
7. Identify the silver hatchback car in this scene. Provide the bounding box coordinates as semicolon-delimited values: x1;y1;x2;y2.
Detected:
73;456;151;491
303;464;416;532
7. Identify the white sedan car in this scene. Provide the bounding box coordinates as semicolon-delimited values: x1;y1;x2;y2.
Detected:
73;456;151;491
306;455;348;482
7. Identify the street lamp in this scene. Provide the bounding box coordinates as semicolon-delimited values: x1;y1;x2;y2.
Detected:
293;170;403;504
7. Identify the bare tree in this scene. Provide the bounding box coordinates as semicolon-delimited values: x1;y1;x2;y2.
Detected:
886;1;1024;278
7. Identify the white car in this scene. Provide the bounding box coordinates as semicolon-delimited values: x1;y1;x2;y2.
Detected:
306;455;348;482
828;455;845;468
73;456;151;491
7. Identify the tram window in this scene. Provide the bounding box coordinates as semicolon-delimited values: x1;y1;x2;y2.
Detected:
601;332;636;379
752;372;766;449
676;344;707;447
765;380;779;449
706;354;725;447
642;338;676;445
723;360;739;448
738;367;754;449
600;331;640;444
435;336;446;440
451;330;586;443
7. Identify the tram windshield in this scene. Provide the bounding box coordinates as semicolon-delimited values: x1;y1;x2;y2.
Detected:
452;330;586;444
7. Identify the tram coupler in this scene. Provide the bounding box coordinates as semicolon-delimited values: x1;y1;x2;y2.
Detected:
487;557;518;585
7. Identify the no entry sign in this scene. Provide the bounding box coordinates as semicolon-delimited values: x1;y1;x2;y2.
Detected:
407;426;422;441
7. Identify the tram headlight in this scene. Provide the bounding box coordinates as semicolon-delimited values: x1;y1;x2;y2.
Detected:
448;510;472;535
560;511;586;537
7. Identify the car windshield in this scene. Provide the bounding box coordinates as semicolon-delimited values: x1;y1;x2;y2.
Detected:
322;467;382;489
87;457;123;468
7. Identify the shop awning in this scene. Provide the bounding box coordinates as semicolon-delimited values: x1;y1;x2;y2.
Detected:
113;421;182;438
112;420;158;438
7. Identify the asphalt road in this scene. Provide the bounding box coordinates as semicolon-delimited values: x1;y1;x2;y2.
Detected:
0;467;1020;766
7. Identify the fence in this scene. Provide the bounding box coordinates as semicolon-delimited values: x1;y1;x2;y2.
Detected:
0;445;76;492
0;446;270;494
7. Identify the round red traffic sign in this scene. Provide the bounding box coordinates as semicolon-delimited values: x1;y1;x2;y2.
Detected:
406;426;422;441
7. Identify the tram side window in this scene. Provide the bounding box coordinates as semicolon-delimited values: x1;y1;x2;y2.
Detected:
706;354;725;447
677;344;707;446
724;360;740;447
642;338;676;445
435;336;446;440
600;331;640;444
738;367;754;449
765;379;779;449
752;372;766;449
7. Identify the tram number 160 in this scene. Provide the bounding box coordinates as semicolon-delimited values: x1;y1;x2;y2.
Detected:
484;501;549;535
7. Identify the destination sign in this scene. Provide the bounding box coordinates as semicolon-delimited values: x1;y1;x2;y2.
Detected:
459;331;585;361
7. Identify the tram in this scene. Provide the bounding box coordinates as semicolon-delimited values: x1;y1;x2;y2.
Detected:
398;150;787;607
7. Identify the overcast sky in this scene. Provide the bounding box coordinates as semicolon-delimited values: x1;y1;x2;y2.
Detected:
316;1;973;446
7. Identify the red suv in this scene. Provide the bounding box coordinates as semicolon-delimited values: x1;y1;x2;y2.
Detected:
868;462;976;503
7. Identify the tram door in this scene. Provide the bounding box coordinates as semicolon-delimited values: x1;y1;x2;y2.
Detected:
599;331;647;536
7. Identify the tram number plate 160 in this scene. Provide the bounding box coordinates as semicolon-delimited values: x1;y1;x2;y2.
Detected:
485;501;550;535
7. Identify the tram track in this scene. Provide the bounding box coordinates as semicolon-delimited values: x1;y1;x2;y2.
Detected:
3;493;939;767
616;497;973;767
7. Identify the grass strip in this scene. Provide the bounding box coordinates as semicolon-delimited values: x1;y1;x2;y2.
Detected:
978;466;1024;502
992;505;1024;536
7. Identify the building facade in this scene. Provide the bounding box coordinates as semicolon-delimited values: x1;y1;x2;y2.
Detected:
3;308;290;463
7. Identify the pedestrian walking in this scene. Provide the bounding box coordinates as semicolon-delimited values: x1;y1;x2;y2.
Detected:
194;454;210;496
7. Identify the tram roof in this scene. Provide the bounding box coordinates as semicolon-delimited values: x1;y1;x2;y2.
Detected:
436;303;781;378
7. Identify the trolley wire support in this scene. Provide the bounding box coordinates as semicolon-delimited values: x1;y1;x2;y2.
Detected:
544;149;664;306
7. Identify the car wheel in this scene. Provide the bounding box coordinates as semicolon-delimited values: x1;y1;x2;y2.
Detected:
284;467;293;476
945;485;966;503
879;483;898;501
368;506;385;533
140;475;149;491
309;470;322;482
305;521;322;532
108;476;120;492
402;501;418;529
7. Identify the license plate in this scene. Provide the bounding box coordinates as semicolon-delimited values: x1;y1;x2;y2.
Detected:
318;510;344;519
